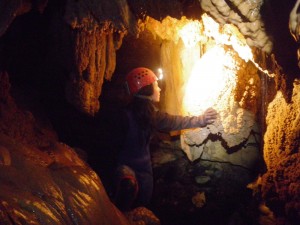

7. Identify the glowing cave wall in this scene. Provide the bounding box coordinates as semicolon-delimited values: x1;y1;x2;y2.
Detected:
146;15;263;167
144;12;299;223
0;0;299;224
145;12;299;223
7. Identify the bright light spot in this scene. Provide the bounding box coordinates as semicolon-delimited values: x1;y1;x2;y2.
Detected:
183;46;238;115
202;14;222;41
249;78;254;85
178;21;202;48
146;13;275;118
157;68;164;80
180;14;274;116
201;14;275;77
202;14;253;63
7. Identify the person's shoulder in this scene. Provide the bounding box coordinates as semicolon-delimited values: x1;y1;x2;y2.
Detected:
117;105;133;123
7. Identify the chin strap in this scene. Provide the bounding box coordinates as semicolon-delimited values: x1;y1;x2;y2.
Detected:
135;94;153;101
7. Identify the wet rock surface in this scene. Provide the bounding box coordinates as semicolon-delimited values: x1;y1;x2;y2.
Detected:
0;134;130;225
0;72;131;225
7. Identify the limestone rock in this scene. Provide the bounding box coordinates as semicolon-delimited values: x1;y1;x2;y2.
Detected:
0;73;130;225
0;133;131;225
63;0;133;115
125;207;161;225
261;80;300;222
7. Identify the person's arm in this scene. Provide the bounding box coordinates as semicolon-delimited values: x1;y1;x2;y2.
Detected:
153;108;217;132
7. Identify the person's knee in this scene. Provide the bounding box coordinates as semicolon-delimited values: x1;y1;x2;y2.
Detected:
114;165;139;211
119;177;137;191
116;165;136;178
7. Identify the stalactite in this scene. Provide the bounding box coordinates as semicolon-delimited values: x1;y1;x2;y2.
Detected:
65;28;105;115
62;0;135;115
64;27;127;115
105;31;117;81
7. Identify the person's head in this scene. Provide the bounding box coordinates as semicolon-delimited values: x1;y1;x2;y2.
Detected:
126;67;161;102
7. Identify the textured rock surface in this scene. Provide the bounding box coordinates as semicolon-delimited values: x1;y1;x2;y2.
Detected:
125;207;161;225
0;134;130;225
0;1;299;225
0;72;130;225
260;80;300;223
146;15;262;172
63;0;133;115
200;0;272;52
0;0;296;115
0;0;133;116
151;140;260;225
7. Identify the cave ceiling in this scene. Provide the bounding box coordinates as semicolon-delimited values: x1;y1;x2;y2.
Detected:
0;0;298;115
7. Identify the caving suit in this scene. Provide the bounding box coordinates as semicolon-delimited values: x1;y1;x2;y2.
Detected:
115;108;207;211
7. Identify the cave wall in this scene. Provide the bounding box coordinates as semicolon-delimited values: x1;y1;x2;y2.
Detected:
0;72;131;225
261;81;300;222
0;0;297;114
0;0;299;225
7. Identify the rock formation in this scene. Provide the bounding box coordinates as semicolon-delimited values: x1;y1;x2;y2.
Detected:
0;0;299;224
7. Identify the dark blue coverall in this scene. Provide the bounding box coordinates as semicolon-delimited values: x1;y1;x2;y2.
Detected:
115;108;207;210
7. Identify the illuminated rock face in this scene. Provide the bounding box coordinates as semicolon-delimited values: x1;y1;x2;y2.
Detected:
147;15;262;172
260;81;300;222
256;2;300;223
148;15;265;223
200;0;272;52
0;0;275;116
181;50;261;167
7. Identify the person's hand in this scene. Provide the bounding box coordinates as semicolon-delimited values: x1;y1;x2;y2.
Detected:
202;108;218;125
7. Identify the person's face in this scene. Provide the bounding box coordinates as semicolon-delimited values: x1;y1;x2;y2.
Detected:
151;81;161;102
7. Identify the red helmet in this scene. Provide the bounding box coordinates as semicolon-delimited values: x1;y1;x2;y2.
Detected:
125;67;157;95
